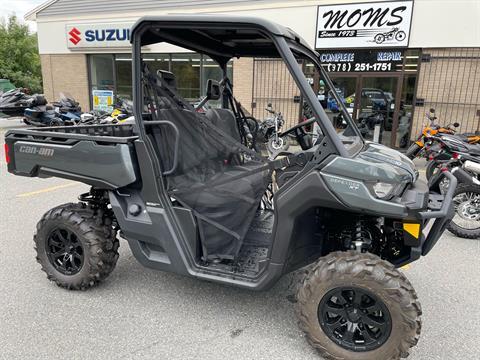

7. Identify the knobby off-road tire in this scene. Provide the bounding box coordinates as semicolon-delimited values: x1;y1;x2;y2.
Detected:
447;184;480;239
296;251;421;360
34;202;119;290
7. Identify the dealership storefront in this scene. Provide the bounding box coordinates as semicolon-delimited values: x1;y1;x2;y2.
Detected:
27;0;480;148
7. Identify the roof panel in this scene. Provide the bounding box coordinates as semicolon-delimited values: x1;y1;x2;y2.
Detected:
35;0;289;18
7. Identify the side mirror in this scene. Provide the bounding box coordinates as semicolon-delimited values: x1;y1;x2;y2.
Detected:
453;122;460;128
429;108;435;114
206;79;221;101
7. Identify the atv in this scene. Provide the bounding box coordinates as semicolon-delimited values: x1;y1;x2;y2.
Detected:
4;15;456;360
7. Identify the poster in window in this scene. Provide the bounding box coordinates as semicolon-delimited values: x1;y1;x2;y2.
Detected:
92;90;114;112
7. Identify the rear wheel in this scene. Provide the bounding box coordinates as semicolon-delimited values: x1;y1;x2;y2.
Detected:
34;203;119;290
296;251;421;360
448;184;480;239
374;34;385;44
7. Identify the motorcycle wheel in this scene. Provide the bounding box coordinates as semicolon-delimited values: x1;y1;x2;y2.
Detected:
49;118;62;126
267;136;289;155
374;34;385;44
395;31;407;41
405;142;421;159
448;184;480;239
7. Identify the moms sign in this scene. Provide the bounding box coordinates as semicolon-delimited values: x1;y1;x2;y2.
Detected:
315;1;413;49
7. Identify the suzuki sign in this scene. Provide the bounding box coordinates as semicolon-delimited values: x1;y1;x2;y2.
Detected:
315;1;413;49
66;23;133;49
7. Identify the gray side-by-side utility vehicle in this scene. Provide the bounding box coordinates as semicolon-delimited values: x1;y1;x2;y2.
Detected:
5;15;456;360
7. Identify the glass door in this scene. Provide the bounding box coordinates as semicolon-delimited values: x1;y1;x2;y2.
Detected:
323;76;359;132
356;76;399;147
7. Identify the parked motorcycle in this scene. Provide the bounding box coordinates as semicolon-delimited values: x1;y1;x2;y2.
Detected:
257;103;289;158
406;108;462;159
420;135;480;238
23;93;81;127
75;97;134;126
0;88;33;116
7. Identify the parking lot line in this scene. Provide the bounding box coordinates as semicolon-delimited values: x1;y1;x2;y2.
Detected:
16;182;79;198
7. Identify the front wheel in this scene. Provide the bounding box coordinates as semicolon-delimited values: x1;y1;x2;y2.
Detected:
267;135;289;155
405;142;421;159
296;251;421;360
395;31;407;41
448;184;480;239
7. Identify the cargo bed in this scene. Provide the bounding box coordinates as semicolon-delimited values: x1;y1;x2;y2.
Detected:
5;124;139;189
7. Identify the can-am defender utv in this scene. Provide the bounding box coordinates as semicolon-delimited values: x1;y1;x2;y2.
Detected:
5;15;456;359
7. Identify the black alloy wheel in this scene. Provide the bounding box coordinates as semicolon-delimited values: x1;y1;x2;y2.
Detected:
46;228;84;275
318;286;392;352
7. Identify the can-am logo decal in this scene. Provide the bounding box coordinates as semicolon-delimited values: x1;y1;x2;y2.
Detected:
18;145;54;157
315;1;413;49
66;23;133;49
68;27;81;45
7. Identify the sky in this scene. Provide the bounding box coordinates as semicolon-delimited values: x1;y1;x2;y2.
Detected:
0;0;46;31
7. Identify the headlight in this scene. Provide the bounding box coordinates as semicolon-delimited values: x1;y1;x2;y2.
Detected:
367;182;406;200
372;182;394;199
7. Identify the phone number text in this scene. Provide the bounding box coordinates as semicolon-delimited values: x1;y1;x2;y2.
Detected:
324;62;393;72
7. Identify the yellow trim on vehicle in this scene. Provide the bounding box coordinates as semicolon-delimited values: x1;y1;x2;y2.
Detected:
403;223;421;239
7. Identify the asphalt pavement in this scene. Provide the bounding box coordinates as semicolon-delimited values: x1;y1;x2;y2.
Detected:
0;120;479;360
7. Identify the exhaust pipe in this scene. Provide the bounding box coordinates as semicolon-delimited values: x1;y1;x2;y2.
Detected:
452;167;475;185
463;160;480;175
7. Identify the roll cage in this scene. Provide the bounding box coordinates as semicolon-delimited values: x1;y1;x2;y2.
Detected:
131;15;362;161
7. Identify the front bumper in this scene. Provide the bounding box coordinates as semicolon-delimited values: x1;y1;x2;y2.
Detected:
400;171;456;261
418;171;456;255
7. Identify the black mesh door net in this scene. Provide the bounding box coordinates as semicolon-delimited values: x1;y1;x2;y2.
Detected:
143;68;272;260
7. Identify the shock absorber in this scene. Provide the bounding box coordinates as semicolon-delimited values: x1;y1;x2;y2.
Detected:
353;219;372;251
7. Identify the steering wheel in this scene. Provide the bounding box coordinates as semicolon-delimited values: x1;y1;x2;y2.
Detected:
278;117;317;151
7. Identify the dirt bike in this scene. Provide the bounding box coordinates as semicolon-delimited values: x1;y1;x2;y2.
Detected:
406;108;460;159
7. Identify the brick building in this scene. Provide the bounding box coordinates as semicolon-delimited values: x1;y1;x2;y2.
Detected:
26;0;480;149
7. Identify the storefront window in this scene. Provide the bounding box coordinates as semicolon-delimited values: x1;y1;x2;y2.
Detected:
144;54;170;74
89;54;114;92
201;56;233;107
89;53;233;107
115;54;132;100
171;54;201;100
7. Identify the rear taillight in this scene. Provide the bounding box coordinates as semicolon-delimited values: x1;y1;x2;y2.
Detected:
4;143;10;164
452;152;460;159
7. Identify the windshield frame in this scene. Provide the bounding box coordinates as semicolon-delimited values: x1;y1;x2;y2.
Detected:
285;40;365;156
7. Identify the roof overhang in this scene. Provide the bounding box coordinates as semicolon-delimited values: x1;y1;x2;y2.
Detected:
24;0;59;21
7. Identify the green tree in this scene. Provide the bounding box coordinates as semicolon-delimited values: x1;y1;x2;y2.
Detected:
0;15;42;93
